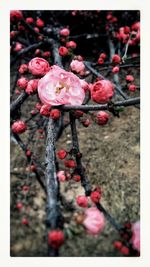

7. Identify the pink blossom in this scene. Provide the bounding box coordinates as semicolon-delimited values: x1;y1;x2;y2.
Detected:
83;207;105;236
57;171;66;182
70;60;85;74
38;65;85;106
28;57;50;76
131;221;140;252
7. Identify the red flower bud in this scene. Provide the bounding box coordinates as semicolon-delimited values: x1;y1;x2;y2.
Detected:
113;240;123;249
35;49;41;55
58;46;69;56
48;230;65;249
12;120;27;134
74;110;84;118
99;53;106;59
60;28;70;37
14;42;23;52
42;51;51;57
36;18;44;28
81;119;91;127
30;164;36;172
16;202;23;210
73;174;81;182
35;102;42;110
50;109;61;120
25;79;39;94
18;64;28;74
120;246;129;255
96;111;109;125
26;17;34;24
112;54;121;64
22;218;29;225
126;75;134;82
10;10;23;22
90;190;101;203
64;159;76;168
112;66;120;74
76;195;88;208
57;149;67;160
98;57;104;64
26;150;31;157
128;84;137;92
66;41;77;49
34;27;40;33
17;77;28;89
40;105;51;116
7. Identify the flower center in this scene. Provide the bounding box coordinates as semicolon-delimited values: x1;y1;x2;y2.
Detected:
55;82;69;94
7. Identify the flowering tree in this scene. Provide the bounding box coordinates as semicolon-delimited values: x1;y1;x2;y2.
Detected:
10;10;140;256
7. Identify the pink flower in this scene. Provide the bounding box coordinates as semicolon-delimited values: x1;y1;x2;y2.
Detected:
131;221;140;252
60;28;70;37
83;207;105;235
38;65;85;106
57;171;66;182
91;80;114;104
28;57;50;76
70;60;85;74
